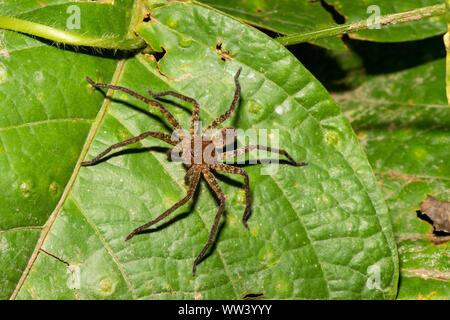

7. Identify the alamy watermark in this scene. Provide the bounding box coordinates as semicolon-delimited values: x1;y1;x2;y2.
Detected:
66;5;81;30
367;5;382;29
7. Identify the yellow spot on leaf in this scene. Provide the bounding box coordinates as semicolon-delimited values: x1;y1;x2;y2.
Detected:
414;148;425;158
179;36;192;48
49;181;59;195
20;181;32;198
167;17;178;28
98;279;116;296
325;131;339;146
247;100;262;114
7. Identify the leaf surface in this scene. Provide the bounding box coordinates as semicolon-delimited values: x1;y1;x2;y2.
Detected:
335;58;450;300
1;1;398;299
197;0;347;51
0;0;135;299
324;0;447;42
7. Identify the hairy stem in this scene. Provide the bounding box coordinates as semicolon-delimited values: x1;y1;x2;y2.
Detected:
276;3;446;46
0;15;147;50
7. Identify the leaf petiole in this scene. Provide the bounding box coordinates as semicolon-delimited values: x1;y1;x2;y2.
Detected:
0;15;147;50
276;3;446;46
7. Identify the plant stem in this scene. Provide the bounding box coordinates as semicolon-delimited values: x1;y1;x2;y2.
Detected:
276;3;446;46
0;16;147;50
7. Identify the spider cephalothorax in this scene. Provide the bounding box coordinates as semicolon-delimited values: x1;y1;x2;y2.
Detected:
82;68;307;275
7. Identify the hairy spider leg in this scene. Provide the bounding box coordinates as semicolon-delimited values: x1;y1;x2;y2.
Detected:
220;144;308;167
147;90;200;137
85;76;184;134
211;126;237;149
193;169;226;275
203;68;242;137
81;131;175;166
184;165;195;185
125;169;202;241
211;163;251;229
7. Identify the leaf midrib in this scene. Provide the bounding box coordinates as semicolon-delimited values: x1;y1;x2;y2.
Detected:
10;58;128;300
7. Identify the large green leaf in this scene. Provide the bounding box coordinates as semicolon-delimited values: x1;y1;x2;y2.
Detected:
197;0;347;51
1;1;398;299
324;0;447;42
335;58;450;299
0;0;139;299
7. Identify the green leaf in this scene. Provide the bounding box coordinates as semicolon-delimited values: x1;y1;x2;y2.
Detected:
324;0;447;42
0;0;135;300
197;0;347;51
1;1;398;299
335;58;450;300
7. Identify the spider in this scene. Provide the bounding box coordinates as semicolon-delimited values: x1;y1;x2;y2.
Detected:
82;68;307;275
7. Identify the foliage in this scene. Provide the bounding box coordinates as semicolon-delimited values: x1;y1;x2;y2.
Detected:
0;0;447;300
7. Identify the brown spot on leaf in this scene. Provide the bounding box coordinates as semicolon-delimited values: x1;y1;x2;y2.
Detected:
418;195;450;234
401;268;450;282
384;171;422;184
417;291;437;300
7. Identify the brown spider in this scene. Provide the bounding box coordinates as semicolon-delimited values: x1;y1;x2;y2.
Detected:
82;68;307;275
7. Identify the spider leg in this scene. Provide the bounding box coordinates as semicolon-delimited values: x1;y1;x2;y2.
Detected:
203;68;242;136
166;142;184;161
211;163;251;230
192;169;226;275
86;77;184;134
81;131;175;166
220;144;307;167
211;126;237;148
125;169;201;241
147;90;200;137
184;166;194;185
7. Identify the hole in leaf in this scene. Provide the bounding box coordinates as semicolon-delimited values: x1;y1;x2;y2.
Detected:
143;13;151;22
153;47;166;63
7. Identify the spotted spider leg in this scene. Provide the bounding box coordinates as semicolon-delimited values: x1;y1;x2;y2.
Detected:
219;144;307;167
125;168;201;241
147;89;200;137
215;147;306;228
193;168;226;275
203;68;242;138
81;131;175;166
210;163;251;229
85;76;185;135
